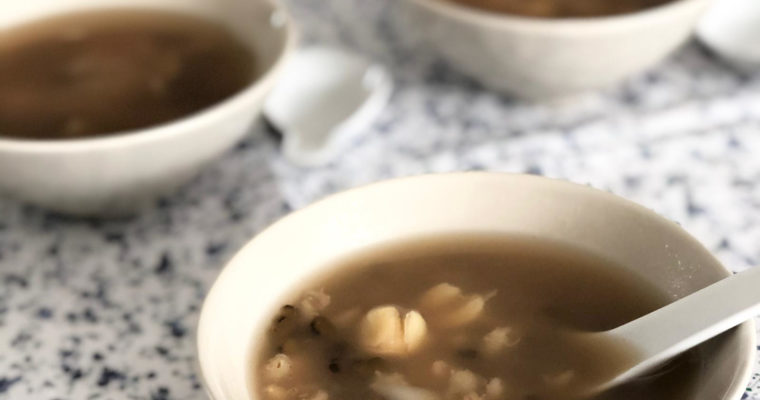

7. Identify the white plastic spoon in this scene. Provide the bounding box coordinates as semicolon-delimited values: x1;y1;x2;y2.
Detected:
589;266;760;393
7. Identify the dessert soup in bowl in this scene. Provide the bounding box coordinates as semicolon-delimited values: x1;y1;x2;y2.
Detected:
0;0;295;215
198;173;755;400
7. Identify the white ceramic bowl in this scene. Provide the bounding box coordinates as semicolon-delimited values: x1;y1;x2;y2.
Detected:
198;173;755;400
0;0;296;215
401;0;713;99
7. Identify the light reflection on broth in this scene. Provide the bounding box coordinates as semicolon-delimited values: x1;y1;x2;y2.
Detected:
253;235;702;400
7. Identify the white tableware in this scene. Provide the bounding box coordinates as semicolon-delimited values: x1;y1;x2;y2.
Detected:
399;0;714;99
0;0;296;215
697;0;760;70
265;47;392;167
197;173;755;400
588;266;760;393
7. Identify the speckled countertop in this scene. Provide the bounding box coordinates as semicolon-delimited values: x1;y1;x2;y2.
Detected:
1;0;759;399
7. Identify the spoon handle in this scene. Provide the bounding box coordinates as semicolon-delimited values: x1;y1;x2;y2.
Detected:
610;266;760;384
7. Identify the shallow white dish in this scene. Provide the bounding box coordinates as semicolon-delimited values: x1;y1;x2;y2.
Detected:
264;47;392;167
197;173;755;400
0;0;296;215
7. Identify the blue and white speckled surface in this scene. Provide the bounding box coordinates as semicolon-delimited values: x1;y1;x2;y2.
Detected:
1;0;759;398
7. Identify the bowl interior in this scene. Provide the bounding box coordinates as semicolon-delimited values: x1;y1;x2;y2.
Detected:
0;0;292;140
198;173;754;400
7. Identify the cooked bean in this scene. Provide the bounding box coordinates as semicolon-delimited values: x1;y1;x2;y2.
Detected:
310;316;337;338
328;358;341;373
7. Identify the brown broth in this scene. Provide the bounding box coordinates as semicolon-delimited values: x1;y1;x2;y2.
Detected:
442;0;674;18
253;235;702;400
0;10;255;139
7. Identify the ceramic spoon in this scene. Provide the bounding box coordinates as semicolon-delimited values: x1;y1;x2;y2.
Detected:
264;46;392;167
588;266;760;393
697;0;760;71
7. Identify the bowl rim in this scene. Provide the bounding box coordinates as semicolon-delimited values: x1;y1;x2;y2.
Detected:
197;172;756;400
0;0;298;153
406;0;712;31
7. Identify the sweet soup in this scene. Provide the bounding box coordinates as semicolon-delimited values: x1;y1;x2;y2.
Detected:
442;0;674;18
0;10;254;139
253;235;702;400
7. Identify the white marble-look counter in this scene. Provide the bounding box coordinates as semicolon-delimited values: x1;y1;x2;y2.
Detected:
0;0;759;398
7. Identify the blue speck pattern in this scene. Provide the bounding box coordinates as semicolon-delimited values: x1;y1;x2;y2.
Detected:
1;0;759;398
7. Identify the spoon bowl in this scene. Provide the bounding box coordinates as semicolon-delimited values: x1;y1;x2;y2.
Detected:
584;266;760;395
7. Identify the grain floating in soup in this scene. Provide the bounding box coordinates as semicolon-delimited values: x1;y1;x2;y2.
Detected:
253;235;702;400
442;0;674;18
0;10;255;140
